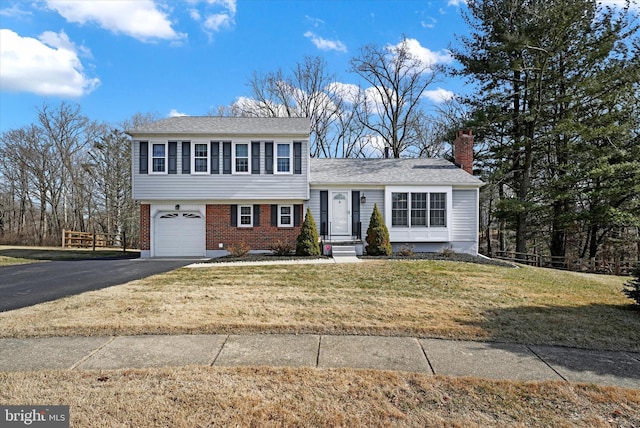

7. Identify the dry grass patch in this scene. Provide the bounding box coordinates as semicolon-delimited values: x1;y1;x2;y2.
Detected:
1;367;639;427
1;260;637;351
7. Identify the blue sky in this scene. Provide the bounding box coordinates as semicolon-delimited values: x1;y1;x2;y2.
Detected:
0;0;636;134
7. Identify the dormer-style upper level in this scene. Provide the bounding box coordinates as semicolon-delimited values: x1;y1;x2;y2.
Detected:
127;117;311;201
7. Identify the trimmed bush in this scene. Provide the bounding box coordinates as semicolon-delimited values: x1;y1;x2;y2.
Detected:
365;203;392;256
296;208;321;256
623;265;640;308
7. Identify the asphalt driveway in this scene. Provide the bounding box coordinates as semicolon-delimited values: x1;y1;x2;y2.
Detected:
0;259;193;312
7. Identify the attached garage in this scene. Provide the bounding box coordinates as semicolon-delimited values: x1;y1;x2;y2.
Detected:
153;211;205;257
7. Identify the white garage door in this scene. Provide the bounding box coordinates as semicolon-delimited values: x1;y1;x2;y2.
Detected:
154;212;205;257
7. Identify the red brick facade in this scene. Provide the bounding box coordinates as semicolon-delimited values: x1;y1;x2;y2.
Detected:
454;130;474;175
206;204;302;251
140;204;151;250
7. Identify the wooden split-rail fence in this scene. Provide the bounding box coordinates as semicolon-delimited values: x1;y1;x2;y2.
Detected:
62;229;127;251
493;251;639;276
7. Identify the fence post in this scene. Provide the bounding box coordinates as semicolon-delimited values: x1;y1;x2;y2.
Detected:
92;230;96;251
62;229;66;249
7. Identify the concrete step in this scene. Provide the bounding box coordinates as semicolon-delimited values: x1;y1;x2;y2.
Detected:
331;246;357;257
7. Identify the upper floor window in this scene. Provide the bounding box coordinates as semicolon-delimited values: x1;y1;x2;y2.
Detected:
276;143;291;174
192;143;209;174
234;143;250;174
151;143;167;174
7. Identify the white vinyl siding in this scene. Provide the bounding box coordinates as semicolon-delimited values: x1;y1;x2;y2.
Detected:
451;189;478;241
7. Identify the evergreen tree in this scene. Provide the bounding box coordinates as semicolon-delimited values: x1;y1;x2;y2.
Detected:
623;265;640;308
365;203;392;256
296;208;320;256
451;0;639;259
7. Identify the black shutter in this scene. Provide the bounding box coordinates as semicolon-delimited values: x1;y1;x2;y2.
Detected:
293;142;302;174
211;141;219;174
230;205;237;227
223;142;232;174
320;191;328;236
271;205;278;226
352;191;360;236
168;142;177;174
181;142;190;174
139;141;148;174
251;142;260;174
253;205;260;226
265;142;273;174
294;204;302;227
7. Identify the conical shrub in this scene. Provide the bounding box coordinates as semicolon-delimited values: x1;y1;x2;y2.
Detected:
296;208;321;256
365;203;392;256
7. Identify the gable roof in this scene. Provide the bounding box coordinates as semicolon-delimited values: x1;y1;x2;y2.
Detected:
126;116;310;137
310;158;483;186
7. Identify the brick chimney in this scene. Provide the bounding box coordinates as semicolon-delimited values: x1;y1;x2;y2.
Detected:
454;130;473;175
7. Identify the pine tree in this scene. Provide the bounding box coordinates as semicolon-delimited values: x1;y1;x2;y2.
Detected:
296;208;320;256
623;265;640;308
365;203;392;256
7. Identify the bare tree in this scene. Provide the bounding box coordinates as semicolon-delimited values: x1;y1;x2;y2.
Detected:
234;56;366;157
350;37;443;158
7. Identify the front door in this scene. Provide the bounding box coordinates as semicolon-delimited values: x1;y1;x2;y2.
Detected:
331;191;350;236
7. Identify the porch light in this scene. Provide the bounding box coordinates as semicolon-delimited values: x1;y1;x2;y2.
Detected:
360;194;366;204
175;204;180;211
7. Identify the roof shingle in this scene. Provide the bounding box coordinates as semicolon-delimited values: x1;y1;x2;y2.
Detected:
126;116;310;136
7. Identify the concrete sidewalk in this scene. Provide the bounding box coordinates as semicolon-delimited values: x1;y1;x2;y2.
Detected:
1;334;638;389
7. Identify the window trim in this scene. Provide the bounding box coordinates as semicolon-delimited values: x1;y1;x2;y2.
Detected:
238;205;253;228
385;186;451;237
150;142;168;174
274;142;292;175
233;143;251;175
278;204;294;228
191;142;210;174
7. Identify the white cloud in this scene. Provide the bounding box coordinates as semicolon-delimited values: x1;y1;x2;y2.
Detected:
327;82;360;104
45;0;185;42
304;31;347;53
0;4;32;19
208;0;237;15
447;0;467;6
392;38;453;69
0;29;99;97
168;109;188;117
204;13;233;32
421;17;437;28
423;88;455;103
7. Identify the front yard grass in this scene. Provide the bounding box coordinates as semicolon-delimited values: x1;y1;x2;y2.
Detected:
2;259;639;426
1;260;637;352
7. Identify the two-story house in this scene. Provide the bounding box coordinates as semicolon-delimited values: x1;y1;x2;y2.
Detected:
127;117;483;258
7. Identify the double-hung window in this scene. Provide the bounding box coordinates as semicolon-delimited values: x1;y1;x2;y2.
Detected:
391;192;447;228
238;205;253;227
234;143;250;174
151;143;167;173
278;205;293;227
275;143;291;174
392;193;408;227
430;193;447;227
411;193;428;226
192;143;209;174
